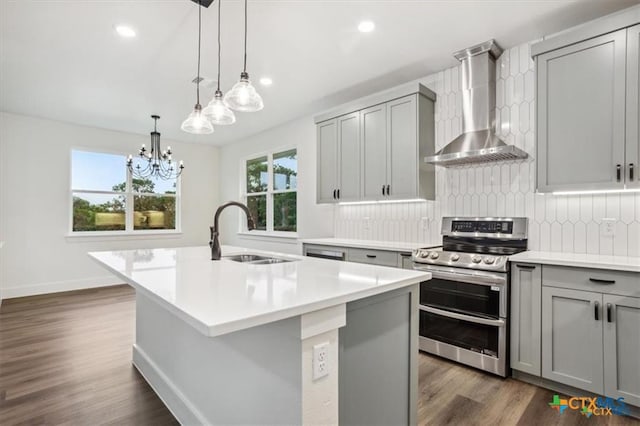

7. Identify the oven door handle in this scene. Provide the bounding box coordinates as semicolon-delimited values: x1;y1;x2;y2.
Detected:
420;305;505;327
415;265;507;286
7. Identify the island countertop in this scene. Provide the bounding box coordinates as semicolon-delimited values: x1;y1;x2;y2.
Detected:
89;245;430;337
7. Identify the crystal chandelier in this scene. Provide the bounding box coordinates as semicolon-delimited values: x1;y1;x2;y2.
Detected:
127;115;184;180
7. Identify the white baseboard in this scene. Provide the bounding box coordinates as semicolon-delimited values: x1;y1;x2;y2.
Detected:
1;275;124;300
132;344;207;426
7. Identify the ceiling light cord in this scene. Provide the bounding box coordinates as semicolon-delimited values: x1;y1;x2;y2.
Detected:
196;0;202;105
217;0;222;91
243;0;247;73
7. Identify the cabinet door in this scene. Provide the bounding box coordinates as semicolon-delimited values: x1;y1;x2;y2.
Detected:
541;287;604;394
537;30;627;192
627;24;640;188
361;104;387;200
510;263;542;376
603;294;640;407
387;95;418;199
317;119;338;203
337;112;361;202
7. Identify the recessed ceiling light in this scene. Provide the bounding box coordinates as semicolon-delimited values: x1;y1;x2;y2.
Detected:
358;21;375;33
259;77;273;86
115;25;136;38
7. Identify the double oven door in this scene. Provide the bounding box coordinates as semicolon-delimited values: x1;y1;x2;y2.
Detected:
414;264;508;377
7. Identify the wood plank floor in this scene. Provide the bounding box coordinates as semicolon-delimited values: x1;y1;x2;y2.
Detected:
1;285;638;425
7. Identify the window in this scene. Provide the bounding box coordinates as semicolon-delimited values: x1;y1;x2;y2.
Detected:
71;149;179;233
244;148;297;233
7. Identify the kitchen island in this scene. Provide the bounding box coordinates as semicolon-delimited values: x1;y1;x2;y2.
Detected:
90;245;430;426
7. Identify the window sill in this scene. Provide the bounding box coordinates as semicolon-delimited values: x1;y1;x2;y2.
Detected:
65;231;183;242
237;231;299;243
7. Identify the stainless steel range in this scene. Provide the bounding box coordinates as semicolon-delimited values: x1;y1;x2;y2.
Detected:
412;217;528;377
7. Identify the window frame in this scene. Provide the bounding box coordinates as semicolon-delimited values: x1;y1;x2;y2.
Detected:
68;147;182;237
240;146;298;238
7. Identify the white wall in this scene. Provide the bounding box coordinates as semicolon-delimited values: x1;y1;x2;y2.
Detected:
217;116;333;254
0;112;219;300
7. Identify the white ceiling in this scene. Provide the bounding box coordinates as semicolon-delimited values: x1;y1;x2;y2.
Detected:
1;0;636;146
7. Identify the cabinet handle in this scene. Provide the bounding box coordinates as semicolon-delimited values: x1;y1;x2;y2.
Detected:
382;185;385;196
607;303;613;323
589;278;616;284
616;164;621;182
366;254;377;259
594;301;600;321
630;163;635;181
386;184;390;196
333;189;336;200
337;189;340;200
516;264;536;270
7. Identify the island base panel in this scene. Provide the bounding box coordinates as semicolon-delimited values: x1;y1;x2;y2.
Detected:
133;293;303;425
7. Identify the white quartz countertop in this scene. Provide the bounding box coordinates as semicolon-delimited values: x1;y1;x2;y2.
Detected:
89;246;430;337
509;251;640;273
300;238;441;253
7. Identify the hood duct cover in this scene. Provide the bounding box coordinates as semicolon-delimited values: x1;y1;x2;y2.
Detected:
425;40;528;167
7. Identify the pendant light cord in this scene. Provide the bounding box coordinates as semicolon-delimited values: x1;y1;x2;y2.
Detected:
243;0;247;73
217;0;221;91
196;0;202;105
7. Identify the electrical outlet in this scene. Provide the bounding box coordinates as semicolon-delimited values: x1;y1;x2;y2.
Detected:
602;218;616;237
420;217;429;231
313;342;329;381
363;216;371;230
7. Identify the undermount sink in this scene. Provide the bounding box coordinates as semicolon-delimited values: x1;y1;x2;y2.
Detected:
224;254;294;265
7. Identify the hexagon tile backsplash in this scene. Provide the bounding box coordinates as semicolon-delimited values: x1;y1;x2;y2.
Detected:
335;41;640;256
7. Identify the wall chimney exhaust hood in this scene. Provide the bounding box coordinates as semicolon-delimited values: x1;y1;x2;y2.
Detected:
425;40;528;167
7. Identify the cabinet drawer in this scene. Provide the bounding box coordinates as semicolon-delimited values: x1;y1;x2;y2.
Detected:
542;265;640;297
347;248;399;267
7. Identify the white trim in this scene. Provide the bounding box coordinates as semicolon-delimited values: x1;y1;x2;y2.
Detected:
237;230;298;241
133;345;208;426
300;304;346;339
1;275;123;299
65;230;183;240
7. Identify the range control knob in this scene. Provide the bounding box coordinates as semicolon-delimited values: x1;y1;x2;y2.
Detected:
420;251;429;258
483;256;495;265
450;254;460;262
472;256;482;263
429;252;440;259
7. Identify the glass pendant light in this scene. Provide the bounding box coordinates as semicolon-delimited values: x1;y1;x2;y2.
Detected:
224;0;263;112
203;0;236;125
182;0;214;135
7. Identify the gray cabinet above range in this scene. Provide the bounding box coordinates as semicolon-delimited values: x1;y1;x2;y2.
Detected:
532;6;640;193
315;82;436;203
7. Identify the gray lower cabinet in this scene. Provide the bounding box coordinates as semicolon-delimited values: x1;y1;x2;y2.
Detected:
535;29;627;192
603;294;640;407
510;263;542;376
541;286;604;394
627;24;640;188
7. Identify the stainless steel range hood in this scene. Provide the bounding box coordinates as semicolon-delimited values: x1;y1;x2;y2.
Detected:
425;40;528;166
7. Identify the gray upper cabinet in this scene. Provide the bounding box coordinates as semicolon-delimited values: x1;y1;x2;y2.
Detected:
627;24;640;188
541;286;604;394
535;30;627;192
510;263;542;376
338;112;361;202
603;294;640;407
532;5;640;193
315;82;436;204
361;104;388;200
317;119;338;203
387;96;418;200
